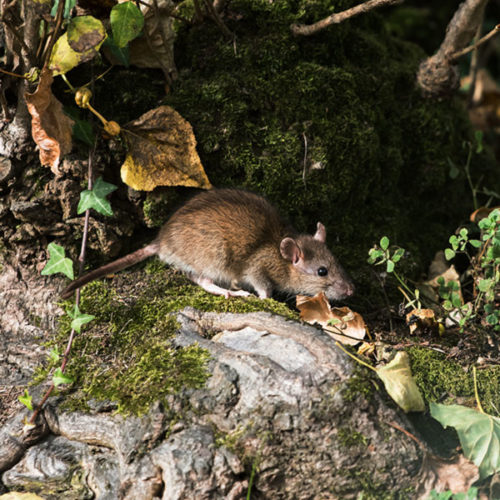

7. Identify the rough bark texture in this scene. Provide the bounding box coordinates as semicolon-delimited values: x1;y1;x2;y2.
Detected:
417;0;489;96
0;267;423;499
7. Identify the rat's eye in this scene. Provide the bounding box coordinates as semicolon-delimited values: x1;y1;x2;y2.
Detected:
317;266;328;277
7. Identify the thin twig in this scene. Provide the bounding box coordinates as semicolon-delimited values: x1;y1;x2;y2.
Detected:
291;0;403;37
450;24;500;61
0;66;26;78
203;0;233;38
41;0;66;69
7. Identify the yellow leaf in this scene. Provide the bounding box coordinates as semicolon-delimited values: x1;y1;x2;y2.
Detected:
376;351;425;413
121;105;212;191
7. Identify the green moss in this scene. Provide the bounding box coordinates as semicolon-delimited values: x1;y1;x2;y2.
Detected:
48;269;296;415
409;347;500;414
337;426;368;447
341;367;374;403
165;0;497;281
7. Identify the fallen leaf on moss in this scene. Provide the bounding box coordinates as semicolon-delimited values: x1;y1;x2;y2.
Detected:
296;292;366;345
406;308;440;335
24;68;74;174
415;451;479;499
376;351;425;413
121;105;212;191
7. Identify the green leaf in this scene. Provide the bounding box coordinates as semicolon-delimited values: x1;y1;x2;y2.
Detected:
41;242;74;279
451;292;462;308
73;119;95;146
486;314;499;326
67;304;95;333
18;389;33;411
478;278;492;293
49;347;61;363
392;248;405;262
449;235;459;250
52;367;73;387
386;260;395;273
469;239;482;248
110;1;144;48
430;402;500;478
51;0;76;18
380;236;389;251
77;177;117;216
459;228;468;239
444;248;456;261
376;352;425;413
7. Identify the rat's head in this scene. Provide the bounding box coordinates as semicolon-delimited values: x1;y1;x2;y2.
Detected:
280;222;355;301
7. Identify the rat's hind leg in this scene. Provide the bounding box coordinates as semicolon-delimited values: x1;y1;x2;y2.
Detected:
191;275;251;298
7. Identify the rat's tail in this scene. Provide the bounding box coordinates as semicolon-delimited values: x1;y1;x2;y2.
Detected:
60;243;160;300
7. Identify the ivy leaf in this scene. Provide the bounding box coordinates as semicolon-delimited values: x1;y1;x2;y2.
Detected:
41;242;74;279
77;177;117;216
18;389;34;411
67;304;95;333
430;402;500;479
376;351;425;413
52;367;73;387
110;1;144;48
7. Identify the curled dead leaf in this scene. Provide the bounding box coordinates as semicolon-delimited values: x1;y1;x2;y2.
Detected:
296;292;366;345
24;68;74;174
121;105;212;191
470;206;500;224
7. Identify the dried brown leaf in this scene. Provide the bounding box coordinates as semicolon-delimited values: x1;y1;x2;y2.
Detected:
297;292;366;345
470;206;500;224
24;69;74;174
121;105;212;191
406;308;440;335
416;452;479;499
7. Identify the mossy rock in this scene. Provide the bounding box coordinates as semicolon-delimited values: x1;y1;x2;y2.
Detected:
41;264;297;416
163;0;496;275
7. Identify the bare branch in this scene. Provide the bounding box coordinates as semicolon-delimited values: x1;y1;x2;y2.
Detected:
417;0;489;97
450;23;500;61
290;0;403;37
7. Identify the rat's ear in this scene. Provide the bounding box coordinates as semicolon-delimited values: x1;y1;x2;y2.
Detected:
280;238;302;264
314;222;326;243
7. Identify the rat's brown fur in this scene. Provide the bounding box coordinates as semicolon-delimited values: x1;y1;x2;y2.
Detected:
61;189;354;301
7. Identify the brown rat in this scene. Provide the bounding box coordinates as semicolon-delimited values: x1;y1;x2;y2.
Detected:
61;189;354;301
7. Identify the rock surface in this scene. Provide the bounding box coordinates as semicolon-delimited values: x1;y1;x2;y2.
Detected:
1;306;422;499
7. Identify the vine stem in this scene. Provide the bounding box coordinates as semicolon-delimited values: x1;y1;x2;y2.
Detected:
29;146;95;425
